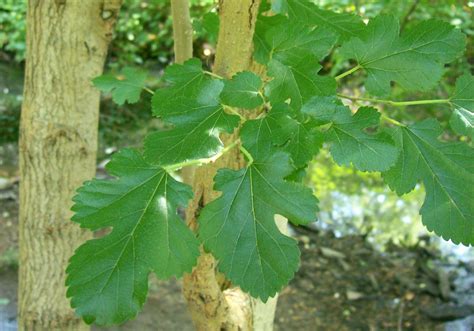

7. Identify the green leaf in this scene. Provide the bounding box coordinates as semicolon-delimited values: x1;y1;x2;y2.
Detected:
199;153;318;301
303;99;399;171
220;71;264;109
450;74;474;138
451;73;474;111
451;108;474;139
279;117;322;167
193;12;219;45
66;149;199;325
254;15;337;64
340;15;466;96
241;103;322;167
265;55;336;110
144;59;239;165
240;104;288;160
93;67;147;105
275;0;365;42
382;120;474;245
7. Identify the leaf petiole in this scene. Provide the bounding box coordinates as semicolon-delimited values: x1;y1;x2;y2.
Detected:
381;115;405;127
335;65;361;81
143;87;155;95
337;94;450;107
239;146;254;166
224;105;245;121
204;70;224;80
164;140;240;172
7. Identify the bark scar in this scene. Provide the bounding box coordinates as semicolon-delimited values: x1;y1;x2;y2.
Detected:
248;0;257;29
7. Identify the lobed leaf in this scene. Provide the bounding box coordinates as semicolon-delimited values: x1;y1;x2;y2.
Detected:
66;149;199;325
199;153;318;301
340;15;466;96
254;15;337;64
450;73;474;138
265;55;336;110
241;103;322;167
220;71;264;109
383;120;474;245
144;59;240;165
93;67;147;105
303;98;399;171
274;0;365;42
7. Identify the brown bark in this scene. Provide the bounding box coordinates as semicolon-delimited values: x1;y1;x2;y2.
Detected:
18;0;121;330
182;1;262;330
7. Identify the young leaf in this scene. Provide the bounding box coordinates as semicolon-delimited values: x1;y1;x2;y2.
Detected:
144;59;239;165
220;71;264;109
199;153;318;301
265;55;336;110
66;149;199;325
382;120;474;245
274;0;365;42
304;99;399;171
340;15;466;96
450;74;473;138
93;67;147;105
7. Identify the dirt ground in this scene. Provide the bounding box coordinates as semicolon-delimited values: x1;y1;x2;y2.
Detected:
2;178;465;330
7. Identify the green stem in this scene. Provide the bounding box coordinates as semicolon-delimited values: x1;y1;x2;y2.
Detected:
224;105;245;120
335;65;361;81
239;146;254;166
144;87;155;95
381;115;405;127
204;70;224;80
337;94;450;107
164;140;240;172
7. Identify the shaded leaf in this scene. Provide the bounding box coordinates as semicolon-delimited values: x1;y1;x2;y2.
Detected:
254;15;337;64
265;55;336;110
144;59;239;165
340;15;466;96
275;0;365;42
383;120;474;245
93;68;147;105
304;99;399;171
221;71;264;109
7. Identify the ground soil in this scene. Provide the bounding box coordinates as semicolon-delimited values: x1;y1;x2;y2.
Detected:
1;179;455;330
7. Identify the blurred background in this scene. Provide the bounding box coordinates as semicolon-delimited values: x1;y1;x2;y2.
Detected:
0;0;473;330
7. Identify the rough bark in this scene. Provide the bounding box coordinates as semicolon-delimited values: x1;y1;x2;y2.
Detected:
18;1;121;330
182;1;268;330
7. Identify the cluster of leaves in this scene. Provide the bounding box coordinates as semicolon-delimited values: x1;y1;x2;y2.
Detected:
66;0;473;326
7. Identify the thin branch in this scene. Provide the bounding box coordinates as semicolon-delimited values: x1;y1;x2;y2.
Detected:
143;87;155;95
335;65;361;81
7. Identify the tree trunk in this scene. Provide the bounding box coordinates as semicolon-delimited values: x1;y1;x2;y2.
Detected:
182;1;286;330
18;1;121;330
